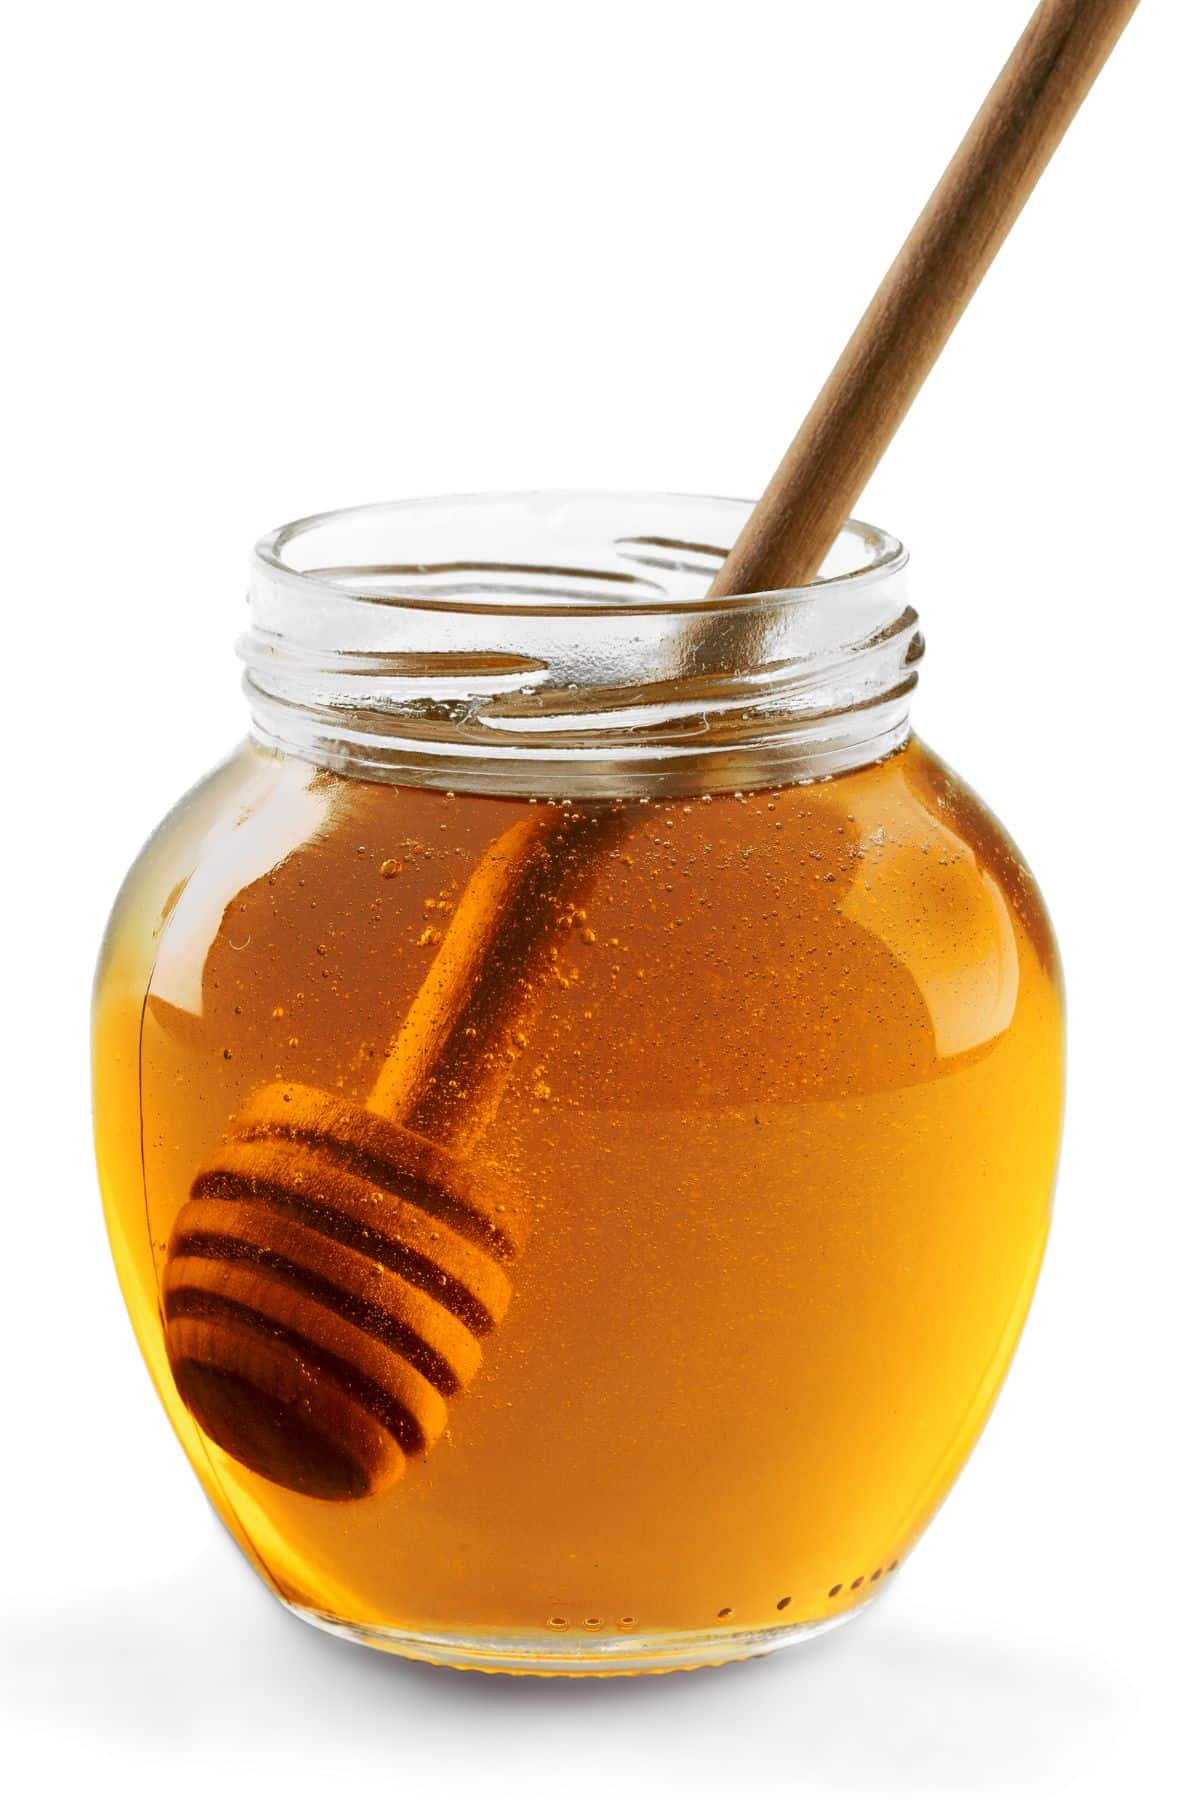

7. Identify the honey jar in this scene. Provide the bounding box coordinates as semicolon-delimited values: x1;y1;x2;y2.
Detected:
93;492;1063;1675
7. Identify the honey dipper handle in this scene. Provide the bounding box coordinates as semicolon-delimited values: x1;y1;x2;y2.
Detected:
367;807;623;1154
366;0;1141;1157
710;0;1140;598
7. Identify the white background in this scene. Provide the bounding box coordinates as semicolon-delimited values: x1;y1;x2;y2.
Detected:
3;2;1197;1794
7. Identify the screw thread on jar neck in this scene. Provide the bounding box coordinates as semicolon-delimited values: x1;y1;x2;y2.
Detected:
242;491;919;798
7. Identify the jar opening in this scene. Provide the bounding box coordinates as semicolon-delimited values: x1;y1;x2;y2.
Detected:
242;492;919;797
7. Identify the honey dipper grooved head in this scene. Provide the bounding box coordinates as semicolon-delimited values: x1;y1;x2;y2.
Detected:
163;1083;526;1501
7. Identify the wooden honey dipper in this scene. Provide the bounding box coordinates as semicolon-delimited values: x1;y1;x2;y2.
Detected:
165;807;621;1499
163;0;1138;1501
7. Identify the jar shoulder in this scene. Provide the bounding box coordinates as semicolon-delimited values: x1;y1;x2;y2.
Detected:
93;739;292;1003
94;737;1062;1114
895;736;1061;989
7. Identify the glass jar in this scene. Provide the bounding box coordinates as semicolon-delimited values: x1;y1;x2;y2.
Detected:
93;493;1063;1676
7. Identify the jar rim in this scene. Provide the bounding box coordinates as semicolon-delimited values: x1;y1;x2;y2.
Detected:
253;490;907;619
243;490;920;798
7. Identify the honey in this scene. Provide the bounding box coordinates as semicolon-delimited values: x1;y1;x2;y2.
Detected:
94;729;1062;1667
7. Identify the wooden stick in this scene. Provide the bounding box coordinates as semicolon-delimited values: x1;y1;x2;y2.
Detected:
376;0;1142;1147
367;807;624;1152
711;0;1140;597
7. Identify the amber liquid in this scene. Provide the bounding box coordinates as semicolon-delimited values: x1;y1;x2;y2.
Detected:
94;737;1062;1649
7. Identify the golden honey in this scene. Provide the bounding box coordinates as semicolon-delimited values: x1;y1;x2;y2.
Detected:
94;725;1062;1669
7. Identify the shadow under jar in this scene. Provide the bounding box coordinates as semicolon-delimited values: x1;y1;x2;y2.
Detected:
93;493;1064;1676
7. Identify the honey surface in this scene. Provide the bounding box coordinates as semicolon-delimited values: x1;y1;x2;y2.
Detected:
94;737;1063;1645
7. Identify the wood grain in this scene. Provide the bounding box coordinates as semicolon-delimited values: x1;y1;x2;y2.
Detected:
710;0;1141;596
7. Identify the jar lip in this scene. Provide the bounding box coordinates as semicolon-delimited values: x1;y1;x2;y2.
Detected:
244;490;920;798
254;490;907;619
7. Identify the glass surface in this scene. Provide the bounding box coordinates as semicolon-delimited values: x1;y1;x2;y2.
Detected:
242;493;918;795
93;494;1063;1673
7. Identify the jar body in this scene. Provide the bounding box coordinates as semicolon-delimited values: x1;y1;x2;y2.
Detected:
94;734;1063;1673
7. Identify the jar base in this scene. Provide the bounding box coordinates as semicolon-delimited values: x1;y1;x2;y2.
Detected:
284;1598;870;1677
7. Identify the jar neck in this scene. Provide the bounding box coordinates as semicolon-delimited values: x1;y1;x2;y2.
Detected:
241;493;920;799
